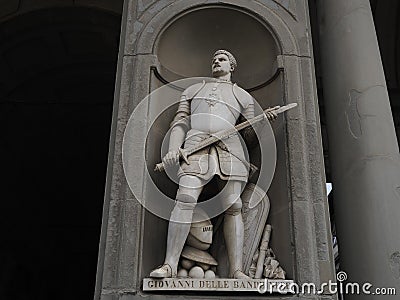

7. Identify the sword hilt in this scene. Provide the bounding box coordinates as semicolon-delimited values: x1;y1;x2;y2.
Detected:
154;148;189;172
179;148;190;165
154;162;165;172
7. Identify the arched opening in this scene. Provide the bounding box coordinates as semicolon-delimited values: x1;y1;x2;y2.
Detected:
0;6;122;299
140;5;294;281
156;6;279;89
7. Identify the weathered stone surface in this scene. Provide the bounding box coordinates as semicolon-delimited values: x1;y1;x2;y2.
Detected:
291;201;319;285
137;0;157;17
100;293;119;300
118;199;144;289
299;58;319;123
272;0;298;20
109;120;131;201
306;122;326;204
102;199;124;289
286;119;310;202
313;203;330;261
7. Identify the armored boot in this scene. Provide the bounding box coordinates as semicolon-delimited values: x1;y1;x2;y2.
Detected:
149;194;196;278
224;203;250;279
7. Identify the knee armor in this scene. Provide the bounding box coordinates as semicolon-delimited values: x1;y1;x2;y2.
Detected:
175;194;197;210
225;195;243;216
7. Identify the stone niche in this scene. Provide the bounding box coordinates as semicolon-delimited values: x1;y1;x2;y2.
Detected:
96;1;336;299
142;6;293;281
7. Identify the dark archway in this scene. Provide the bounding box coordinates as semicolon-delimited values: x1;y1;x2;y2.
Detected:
0;6;122;300
371;0;400;140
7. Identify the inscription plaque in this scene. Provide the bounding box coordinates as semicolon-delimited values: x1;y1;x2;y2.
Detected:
143;278;295;293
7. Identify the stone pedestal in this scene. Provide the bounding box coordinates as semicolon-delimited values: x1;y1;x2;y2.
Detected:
317;0;400;298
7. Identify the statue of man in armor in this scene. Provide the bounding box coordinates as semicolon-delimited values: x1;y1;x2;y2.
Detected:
150;50;277;279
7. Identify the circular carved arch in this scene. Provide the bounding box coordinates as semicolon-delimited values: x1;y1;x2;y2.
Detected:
154;6;279;89
133;0;299;57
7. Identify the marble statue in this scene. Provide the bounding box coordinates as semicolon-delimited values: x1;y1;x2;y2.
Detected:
149;50;278;279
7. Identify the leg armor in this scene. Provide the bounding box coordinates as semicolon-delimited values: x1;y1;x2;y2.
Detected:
221;181;250;279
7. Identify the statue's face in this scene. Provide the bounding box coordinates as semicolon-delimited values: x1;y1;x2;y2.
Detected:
212;53;232;77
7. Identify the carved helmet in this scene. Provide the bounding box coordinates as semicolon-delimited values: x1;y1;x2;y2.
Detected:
186;208;213;250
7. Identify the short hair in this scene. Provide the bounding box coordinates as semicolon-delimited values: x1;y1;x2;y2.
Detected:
213;49;237;71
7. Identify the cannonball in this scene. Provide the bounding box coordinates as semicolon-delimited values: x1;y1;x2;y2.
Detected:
189;266;204;278
197;262;210;271
177;268;188;278
181;258;195;270
204;270;216;279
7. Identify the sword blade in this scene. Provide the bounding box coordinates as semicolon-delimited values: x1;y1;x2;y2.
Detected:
154;103;298;172
275;102;297;114
185;103;298;155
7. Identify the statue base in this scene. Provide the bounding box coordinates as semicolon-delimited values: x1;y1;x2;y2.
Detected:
143;278;294;293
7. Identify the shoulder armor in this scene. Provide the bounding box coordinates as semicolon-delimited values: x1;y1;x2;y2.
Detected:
182;81;206;100
232;83;253;109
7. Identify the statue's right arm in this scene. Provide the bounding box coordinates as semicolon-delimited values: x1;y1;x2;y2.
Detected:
162;82;205;166
168;126;186;151
163;95;191;166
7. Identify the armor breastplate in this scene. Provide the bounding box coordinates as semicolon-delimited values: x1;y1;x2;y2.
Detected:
190;81;241;133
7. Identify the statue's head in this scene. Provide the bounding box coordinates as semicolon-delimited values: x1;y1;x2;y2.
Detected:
212;49;237;77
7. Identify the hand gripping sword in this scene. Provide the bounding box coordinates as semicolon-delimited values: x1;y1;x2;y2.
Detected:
154;103;297;172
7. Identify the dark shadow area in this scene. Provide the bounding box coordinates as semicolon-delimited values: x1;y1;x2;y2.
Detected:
0;6;121;300
370;0;400;141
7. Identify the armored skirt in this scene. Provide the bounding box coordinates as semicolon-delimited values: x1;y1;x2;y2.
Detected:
177;129;249;182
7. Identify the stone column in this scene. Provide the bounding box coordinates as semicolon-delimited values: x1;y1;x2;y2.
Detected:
317;0;400;297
